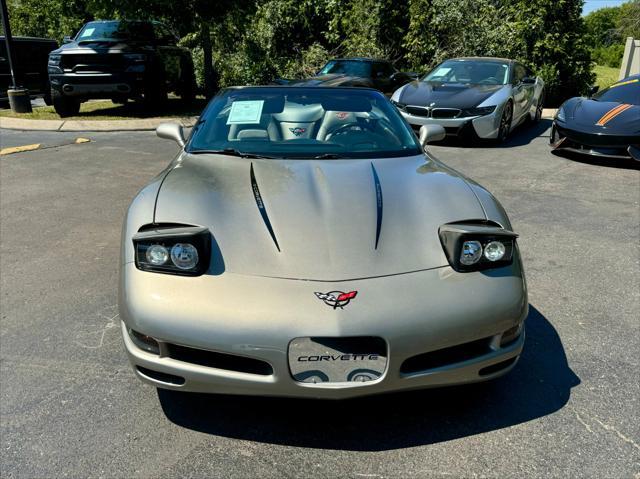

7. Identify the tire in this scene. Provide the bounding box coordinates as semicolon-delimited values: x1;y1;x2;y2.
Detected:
179;59;196;104
143;64;168;109
112;95;128;105
533;90;545;123
496;101;513;143
51;89;80;117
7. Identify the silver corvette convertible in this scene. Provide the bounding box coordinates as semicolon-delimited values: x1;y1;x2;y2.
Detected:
120;86;528;399
391;57;545;142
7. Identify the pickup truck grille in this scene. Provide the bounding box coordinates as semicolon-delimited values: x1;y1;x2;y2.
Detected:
61;53;124;73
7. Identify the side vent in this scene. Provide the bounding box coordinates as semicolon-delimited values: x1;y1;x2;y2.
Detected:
250;163;281;252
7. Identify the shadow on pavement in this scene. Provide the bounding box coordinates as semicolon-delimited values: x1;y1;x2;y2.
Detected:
432;119;551;149
551;149;640;170
158;305;580;451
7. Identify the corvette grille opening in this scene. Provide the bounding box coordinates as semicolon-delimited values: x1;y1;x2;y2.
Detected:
166;343;273;376
400;337;492;375
136;366;185;385
479;357;517;376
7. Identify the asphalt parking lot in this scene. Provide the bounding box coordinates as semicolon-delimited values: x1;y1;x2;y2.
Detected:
1;121;639;478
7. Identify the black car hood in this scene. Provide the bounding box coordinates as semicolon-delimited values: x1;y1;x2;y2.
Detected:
561;97;640;134
277;74;373;88
398;81;503;109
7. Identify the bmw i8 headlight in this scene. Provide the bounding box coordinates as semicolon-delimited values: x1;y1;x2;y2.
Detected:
439;222;518;272
390;99;407;111
461;106;496;117
133;226;210;276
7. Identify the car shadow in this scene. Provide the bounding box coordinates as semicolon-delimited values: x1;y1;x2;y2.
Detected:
432;119;552;149
551;150;640;170
157;305;579;451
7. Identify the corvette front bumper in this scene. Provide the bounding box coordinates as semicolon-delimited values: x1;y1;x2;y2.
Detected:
120;258;528;398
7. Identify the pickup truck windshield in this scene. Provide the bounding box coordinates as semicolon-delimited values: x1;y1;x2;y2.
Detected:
188;87;422;159
75;21;154;42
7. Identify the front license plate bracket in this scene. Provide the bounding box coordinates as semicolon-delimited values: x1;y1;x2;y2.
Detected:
288;337;387;384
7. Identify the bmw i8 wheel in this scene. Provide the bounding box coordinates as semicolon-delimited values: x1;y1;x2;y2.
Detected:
497;102;513;143
534;91;545;123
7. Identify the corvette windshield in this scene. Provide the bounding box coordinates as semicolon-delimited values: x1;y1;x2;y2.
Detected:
422;60;510;85
593;79;639;105
318;60;372;78
187;87;421;159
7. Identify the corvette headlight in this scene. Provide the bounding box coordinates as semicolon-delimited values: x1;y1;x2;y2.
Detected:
461;105;496;117
133;226;210;276
439;223;518;272
556;107;566;122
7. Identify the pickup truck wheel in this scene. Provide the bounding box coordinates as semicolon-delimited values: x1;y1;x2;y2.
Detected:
179;61;196;104
143;65;168;109
52;90;80;117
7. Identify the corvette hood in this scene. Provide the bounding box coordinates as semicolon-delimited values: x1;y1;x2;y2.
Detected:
561;97;640;134
398;81;504;109
154;154;486;281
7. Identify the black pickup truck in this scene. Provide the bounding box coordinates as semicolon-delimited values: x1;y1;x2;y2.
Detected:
1;36;58;107
48;20;196;116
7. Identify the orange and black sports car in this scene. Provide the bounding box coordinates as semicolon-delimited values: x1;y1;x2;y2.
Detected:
551;75;639;161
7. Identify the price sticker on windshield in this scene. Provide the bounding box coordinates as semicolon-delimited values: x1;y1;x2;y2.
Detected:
227;100;264;125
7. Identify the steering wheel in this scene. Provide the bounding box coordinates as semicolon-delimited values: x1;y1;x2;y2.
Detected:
479;77;499;85
326;121;378;141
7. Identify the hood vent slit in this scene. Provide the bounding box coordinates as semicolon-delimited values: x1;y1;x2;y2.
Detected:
371;163;383;249
250;163;281;252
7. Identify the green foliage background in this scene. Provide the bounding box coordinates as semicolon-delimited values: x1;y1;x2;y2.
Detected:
7;0;636;105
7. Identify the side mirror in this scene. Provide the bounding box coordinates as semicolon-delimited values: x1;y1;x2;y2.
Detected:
63;35;73;44
521;76;536;84
405;72;420;80
156;122;185;147
588;85;600;97
419;125;446;147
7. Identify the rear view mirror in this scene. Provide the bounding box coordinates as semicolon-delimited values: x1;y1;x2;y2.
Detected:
419;125;446;147
63;35;73;44
156;122;185;147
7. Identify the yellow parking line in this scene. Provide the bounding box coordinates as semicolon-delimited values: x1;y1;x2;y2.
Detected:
0;144;41;155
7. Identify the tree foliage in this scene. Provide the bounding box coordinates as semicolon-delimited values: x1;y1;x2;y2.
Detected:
7;0;600;105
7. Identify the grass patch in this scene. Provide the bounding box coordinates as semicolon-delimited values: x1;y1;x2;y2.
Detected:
593;64;620;91
0;97;208;121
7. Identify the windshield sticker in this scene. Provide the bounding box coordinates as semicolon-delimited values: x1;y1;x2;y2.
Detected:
227;100;264;125
80;28;95;38
432;67;451;77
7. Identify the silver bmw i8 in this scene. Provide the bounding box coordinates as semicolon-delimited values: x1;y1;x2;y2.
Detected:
120;86;528;399
391;57;545;142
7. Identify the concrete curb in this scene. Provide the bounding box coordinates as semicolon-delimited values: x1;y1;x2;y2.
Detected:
0;116;198;132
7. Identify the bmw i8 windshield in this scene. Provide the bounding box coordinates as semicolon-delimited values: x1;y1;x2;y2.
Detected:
188;87;421;159
423;59;510;85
